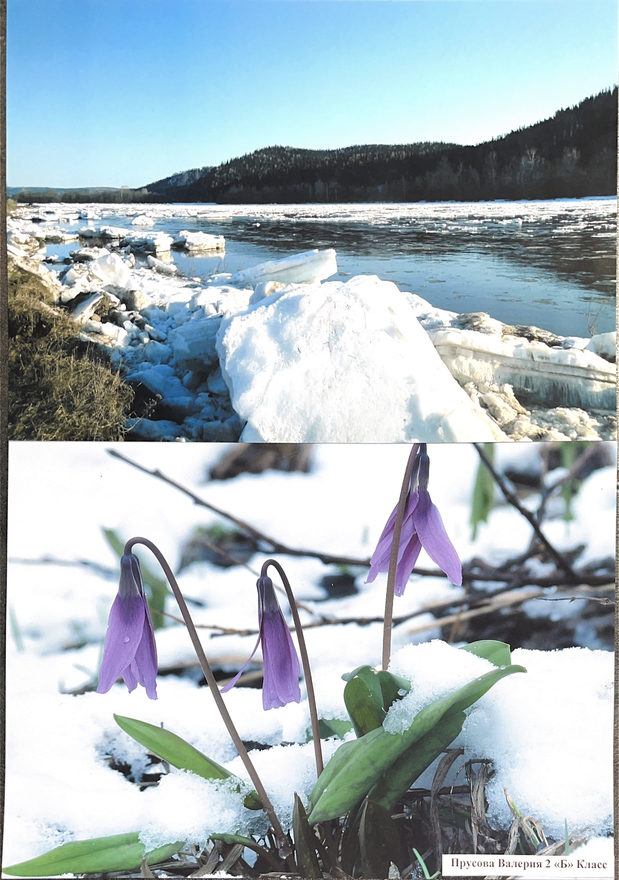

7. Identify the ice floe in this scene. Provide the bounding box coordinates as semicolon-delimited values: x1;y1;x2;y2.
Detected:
172;229;225;252
217;275;504;442
229;247;337;286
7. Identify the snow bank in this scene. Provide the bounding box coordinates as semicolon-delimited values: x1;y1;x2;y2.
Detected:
217;275;505;442
465;646;614;838
388;640;613;840
586;331;616;360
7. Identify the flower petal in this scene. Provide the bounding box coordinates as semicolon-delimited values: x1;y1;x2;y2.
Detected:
97;593;146;694
122;661;138;693
132;602;159;700
413;491;462;585
220;632;262;693
118;553;144;598
394;531;423;595
257;577;300;710
366;493;419;583
260;608;301;710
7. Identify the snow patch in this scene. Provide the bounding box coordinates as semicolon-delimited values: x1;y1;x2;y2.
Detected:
217;275;505;442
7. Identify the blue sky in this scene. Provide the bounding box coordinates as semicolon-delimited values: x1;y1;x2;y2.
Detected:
7;0;618;187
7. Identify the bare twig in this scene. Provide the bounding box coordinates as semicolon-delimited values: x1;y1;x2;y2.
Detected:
158;581;613;638
430;749;464;864
473;444;578;581
534;443;603;524
108;448;370;568
401;582;613;640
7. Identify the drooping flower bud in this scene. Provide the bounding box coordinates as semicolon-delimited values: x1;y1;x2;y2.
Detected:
222;575;301;710
97;553;158;699
366;444;462;594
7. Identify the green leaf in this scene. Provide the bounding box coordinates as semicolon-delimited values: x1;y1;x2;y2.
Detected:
368;709;466;810
413;847;441;880
470;444;495;539
307;728;380;818
460;640;511;668
3;833;184;877
559;441;587;523
343;666;410;737
377;669;411;705
316;718;354;740
344;672;386;736
292;794;322;878
102;526;126;559
210;833;270;859
114;714;261;810
308;663;525;824
102;529;169;630
358;798;400;878
341;664;371;682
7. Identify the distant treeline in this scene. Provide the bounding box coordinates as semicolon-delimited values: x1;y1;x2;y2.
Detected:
11;87;617;204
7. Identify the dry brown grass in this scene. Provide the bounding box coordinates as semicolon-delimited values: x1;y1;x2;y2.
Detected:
8;262;133;440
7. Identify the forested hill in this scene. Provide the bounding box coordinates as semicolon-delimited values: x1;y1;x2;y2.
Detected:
10;88;617;203
145;142;454;200
144;87;617;203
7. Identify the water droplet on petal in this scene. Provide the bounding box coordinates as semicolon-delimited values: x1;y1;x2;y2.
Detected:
123;636;130;644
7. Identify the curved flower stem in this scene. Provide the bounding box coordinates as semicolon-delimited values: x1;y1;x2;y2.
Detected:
261;558;324;776
124;537;293;863
381;444;419;671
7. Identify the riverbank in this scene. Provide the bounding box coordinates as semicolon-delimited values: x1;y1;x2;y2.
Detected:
7;204;616;442
7;259;133;441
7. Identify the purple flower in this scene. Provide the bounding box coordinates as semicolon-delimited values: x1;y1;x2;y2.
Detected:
222;576;301;710
366;446;462;595
97;553;158;700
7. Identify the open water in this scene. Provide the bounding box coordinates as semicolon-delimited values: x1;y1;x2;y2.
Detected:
52;197;616;337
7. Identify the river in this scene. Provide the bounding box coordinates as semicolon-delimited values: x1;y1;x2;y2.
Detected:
47;196;615;338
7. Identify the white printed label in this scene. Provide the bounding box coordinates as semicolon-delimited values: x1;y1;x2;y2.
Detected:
442;854;613;878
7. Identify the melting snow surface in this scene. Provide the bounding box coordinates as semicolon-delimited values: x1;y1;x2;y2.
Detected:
3;443;614;868
218;275;505;442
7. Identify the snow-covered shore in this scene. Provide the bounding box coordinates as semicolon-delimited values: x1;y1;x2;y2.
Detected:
7;203;616;441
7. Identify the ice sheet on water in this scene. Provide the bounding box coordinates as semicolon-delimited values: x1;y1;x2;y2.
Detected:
173;229;225;253
120;230;174;255
147;254;178;275
229;247;337;286
412;307;616;412
131;214;155;227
